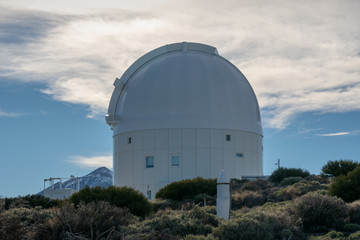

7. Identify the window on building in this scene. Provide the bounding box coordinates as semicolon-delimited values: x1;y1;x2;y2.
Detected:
146;156;154;168
147;190;152;200
128;137;132;144
236;153;243;158
171;156;180;166
226;134;231;141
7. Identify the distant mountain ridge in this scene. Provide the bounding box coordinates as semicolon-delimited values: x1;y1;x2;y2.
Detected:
39;167;113;195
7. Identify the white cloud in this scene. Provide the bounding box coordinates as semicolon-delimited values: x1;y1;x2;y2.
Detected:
67;154;112;168
0;109;21;117
318;132;350;137
1;0;360;129
317;130;360;137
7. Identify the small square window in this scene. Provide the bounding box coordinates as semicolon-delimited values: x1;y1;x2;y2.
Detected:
236;153;243;158
146;156;154;168
226;134;231;141
171;156;180;166
128;137;132;144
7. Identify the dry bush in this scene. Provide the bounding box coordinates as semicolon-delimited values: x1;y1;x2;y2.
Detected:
349;200;360;224
270;180;328;202
240;179;272;192
123;208;213;239
186;206;219;227
0;206;53;240
36;201;135;239
232;191;266;209
292;192;348;233
348;231;360;240
308;231;345;240
214;212;285;240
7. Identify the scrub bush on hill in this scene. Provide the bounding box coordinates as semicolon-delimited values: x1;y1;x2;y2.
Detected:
36;201;134;239
321;159;360;178
279;176;304;186
69;186;152;217
308;231;345;240
4;194;62;210
329;166;360;202
292;192;348;233
0;206;54;240
270;180;328;202
240;179;272;192
232;190;266;209
214;212;285;240
156;177;216;201
269;167;310;184
123;208;215;239
349;200;360;224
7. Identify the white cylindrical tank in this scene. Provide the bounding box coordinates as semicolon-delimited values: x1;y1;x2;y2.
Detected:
217;170;230;220
106;42;263;199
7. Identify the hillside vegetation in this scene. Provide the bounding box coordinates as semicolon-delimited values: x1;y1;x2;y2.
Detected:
1;160;360;240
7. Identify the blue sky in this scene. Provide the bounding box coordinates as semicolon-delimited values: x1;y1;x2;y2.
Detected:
1;0;359;197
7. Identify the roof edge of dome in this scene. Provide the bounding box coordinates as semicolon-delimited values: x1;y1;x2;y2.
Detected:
106;42;219;125
114;42;218;89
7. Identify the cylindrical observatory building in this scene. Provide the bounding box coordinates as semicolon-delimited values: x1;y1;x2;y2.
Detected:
106;42;263;199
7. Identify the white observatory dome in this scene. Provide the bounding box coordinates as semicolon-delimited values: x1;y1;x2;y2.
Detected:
106;42;263;199
106;42;262;136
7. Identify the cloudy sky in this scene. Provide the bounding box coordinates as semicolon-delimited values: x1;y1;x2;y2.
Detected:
1;0;359;197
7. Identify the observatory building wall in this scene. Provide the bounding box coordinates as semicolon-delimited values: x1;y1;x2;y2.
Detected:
113;128;262;198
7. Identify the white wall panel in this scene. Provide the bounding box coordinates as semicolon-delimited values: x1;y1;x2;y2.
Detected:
223;149;235;177
196;149;210;178
169;129;182;149
133;151;144;189
210;149;223;178
223;130;235;149
183;129;196;148
156;129;168;149
156;149;169;183
134;131;143;150
210;129;222;149
182;148;196;179
143;130;155;149
196;129;210;148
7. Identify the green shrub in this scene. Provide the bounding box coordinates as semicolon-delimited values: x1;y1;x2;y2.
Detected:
193;193;216;206
0;206;54;240
156;177;216;201
329;166;360;202
321;159;360;178
183;234;217;240
230;178;249;191
240;179;272;191
270;180;328;202
349;231;360;240
293;192;348;232
269;167;310;184
214;212;284;240
124;210;213;238
187;206;219;227
308;231;345;240
37;201;134;239
232;191;266;209
349;200;360;224
344;224;360;233
4;194;61;209
279;177;304;186
69;186;152;217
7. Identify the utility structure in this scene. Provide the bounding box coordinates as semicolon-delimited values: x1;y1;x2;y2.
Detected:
217;170;231;220
106;42;263;199
43;176;80;200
